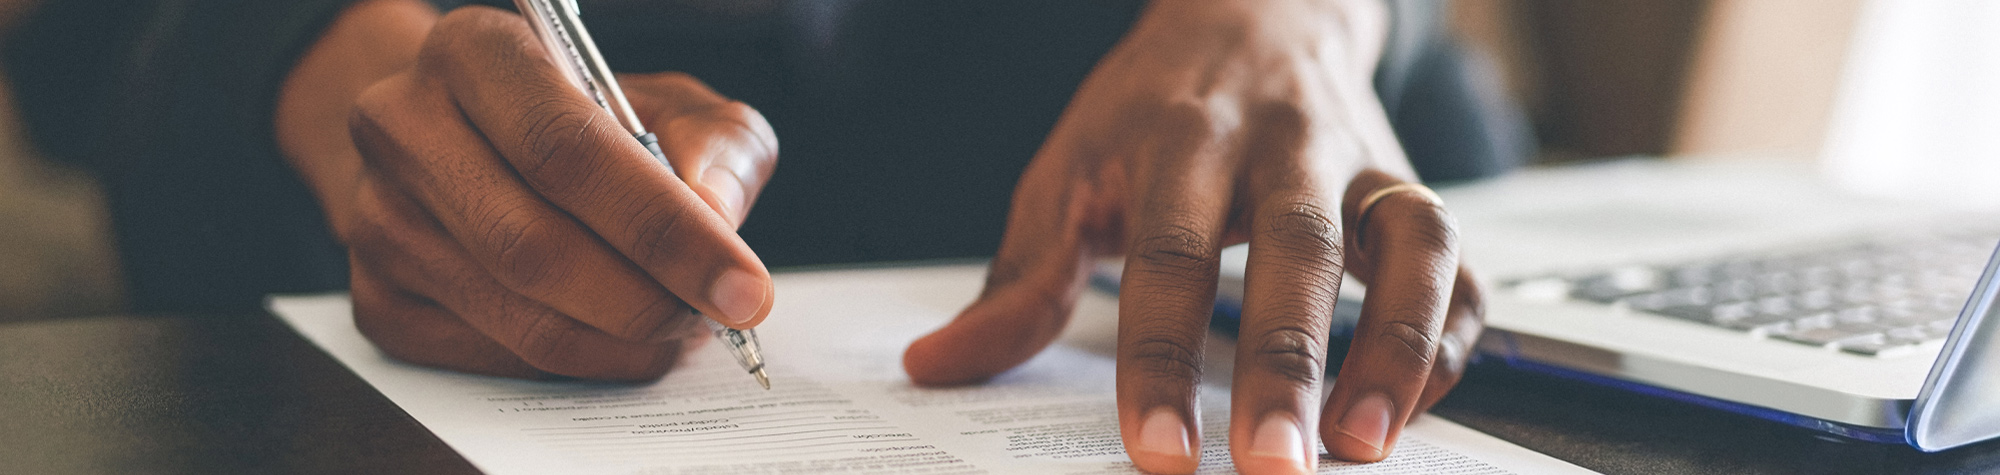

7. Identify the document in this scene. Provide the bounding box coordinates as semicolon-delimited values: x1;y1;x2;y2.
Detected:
271;264;1594;474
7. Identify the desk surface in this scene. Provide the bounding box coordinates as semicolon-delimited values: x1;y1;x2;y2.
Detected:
8;314;2000;474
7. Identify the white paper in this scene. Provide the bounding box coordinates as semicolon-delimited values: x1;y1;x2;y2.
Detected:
271;264;1594;474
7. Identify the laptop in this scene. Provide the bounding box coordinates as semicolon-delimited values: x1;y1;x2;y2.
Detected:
1192;159;2000;451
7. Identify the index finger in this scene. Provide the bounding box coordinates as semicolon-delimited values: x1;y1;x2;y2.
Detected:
427;7;773;328
1320;170;1460;462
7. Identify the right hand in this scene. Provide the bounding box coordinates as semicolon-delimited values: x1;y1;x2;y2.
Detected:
280;3;779;380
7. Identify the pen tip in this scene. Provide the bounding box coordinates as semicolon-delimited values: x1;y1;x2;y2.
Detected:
754;369;770;390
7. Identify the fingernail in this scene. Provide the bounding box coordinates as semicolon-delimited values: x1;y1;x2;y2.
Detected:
1135;407;1193;460
709;269;765;325
1249;413;1308;473
1337;393;1393;456
699;166;746;223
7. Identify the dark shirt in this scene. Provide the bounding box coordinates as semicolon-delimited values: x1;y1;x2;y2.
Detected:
4;0;1528;314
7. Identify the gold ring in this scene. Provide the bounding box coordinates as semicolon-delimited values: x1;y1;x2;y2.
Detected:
1354;182;1442;248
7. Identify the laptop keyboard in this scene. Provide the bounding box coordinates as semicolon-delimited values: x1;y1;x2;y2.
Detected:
1551;233;1998;357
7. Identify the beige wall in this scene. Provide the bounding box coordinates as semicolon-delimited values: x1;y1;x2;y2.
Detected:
1673;0;1864;161
1450;0;1863;163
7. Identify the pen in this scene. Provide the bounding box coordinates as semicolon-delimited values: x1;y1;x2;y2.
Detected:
512;0;772;390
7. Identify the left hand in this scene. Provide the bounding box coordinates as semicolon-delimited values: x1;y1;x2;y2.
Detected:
901;0;1485;473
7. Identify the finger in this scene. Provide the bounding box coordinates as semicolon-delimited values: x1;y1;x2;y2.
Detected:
1111;110;1240;475
347;165;691;380
1413;266;1483;413
1319;170;1459;462
351;261;542;379
426;7;774;328
350;70;696;344
1231;176;1345;473
902;137;1105;386
622;73;779;227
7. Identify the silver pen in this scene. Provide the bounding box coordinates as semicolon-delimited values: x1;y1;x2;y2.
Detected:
513;0;772;390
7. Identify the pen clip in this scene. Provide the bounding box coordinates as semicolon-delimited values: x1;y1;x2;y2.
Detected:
512;0;649;136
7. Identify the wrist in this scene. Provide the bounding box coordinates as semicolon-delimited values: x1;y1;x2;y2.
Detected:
1139;0;1389;78
275;0;437;242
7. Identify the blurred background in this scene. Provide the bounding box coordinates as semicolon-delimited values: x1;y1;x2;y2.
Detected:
0;0;1992;322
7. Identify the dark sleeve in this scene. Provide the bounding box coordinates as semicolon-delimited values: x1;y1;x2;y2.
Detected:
1;0;502;313
1375;0;1535;183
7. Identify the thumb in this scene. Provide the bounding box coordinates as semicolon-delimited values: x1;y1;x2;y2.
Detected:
622;73;778;227
664;102;776;228
903;153;1101;386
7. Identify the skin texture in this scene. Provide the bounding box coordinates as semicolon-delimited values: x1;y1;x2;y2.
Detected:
276;0;778;381
276;0;1483;472
899;0;1485;472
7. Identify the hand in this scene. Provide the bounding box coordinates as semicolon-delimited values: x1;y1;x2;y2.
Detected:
275;2;778;380
901;0;1484;472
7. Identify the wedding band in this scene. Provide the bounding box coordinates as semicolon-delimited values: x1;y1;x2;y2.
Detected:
1354;182;1442;247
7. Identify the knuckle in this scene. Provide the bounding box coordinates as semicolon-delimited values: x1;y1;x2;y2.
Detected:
1250;326;1325;386
1133;99;1217;140
1131;222;1218;276
348;75;446;175
654;70;700;86
626;200;695;267
419;8;488;74
350;292;399;344
349;287;433;366
714;101;779;157
620;296;692;341
1246;99;1313;143
1260;199;1345;268
515;313;590;375
350;79;399;126
630;71;708;97
1434;333;1470;377
343;210;392;256
1378;198;1459;252
482;211;572;295
347;88;402;165
433;4;511;36
625;356;676;381
1128;332;1204;381
707;100;759;123
515;102;615;187
1137;100;1225;155
342;183;393;251
422;6;526;69
1371;318;1440;374
622;343;681;381
1451;275;1487;323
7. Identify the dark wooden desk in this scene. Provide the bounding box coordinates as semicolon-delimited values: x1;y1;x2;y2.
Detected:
3;313;1997;474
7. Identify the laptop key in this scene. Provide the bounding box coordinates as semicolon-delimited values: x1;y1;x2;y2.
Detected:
1639;305;1718;323
1712;279;1759;302
1670;263;1719;287
1884;325;1949;345
1756;273;1801;296
1717;314;1797;332
1777;326;1870;347
1571;266;1666;303
1794;289;1836;311
1836;335;1919;357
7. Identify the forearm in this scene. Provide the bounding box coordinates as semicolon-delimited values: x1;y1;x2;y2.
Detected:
275;0;438;242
